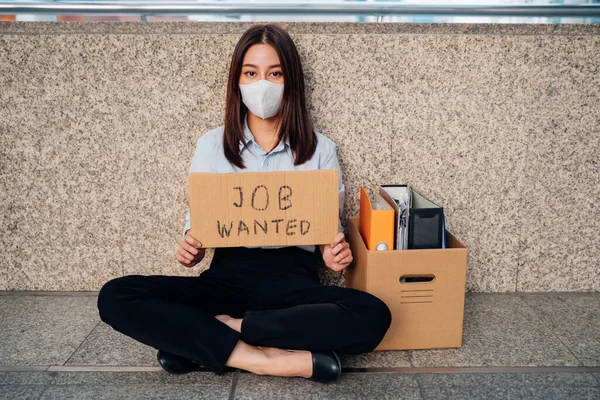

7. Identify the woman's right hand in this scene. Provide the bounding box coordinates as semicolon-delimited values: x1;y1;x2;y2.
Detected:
176;231;206;268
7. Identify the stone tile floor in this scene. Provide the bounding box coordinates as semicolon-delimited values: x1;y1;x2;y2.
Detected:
0;292;598;399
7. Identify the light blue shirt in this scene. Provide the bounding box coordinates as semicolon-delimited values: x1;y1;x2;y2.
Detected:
183;114;345;253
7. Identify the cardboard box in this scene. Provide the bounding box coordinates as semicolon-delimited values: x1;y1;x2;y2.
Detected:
188;169;338;248
345;215;468;350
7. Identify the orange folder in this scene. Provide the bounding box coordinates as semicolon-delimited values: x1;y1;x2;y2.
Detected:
359;186;395;251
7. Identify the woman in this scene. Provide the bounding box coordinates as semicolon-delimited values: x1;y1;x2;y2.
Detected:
97;23;391;383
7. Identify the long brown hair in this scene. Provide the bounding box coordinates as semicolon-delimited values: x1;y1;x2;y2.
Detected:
223;23;317;169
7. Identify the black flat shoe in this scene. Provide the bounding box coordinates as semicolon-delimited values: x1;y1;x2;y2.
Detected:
310;350;342;383
157;350;203;374
157;350;236;374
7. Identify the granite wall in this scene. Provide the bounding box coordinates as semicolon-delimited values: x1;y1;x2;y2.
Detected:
0;22;598;292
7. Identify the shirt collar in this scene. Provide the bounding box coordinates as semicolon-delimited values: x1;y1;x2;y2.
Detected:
239;114;290;153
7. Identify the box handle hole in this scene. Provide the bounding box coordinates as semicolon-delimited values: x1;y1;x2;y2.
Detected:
399;274;435;284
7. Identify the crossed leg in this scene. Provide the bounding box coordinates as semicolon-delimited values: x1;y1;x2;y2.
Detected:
96;267;391;377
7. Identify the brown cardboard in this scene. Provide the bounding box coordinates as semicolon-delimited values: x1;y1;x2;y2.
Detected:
188;169;339;248
346;216;468;350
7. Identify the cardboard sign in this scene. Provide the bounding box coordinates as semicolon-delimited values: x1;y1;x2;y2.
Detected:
188;169;339;247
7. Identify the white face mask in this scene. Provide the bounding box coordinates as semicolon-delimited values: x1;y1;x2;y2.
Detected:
239;79;284;119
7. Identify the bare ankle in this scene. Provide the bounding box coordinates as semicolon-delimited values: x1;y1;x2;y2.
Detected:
225;340;268;374
259;347;312;378
215;314;242;333
225;341;312;378
232;318;242;333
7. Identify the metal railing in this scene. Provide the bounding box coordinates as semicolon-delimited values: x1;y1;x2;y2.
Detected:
1;1;600;18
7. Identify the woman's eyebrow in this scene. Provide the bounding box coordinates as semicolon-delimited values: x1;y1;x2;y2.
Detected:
242;63;282;68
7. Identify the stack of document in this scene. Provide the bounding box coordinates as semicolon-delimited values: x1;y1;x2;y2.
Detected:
360;184;447;250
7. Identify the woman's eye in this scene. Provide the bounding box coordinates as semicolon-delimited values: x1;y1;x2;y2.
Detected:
244;71;281;77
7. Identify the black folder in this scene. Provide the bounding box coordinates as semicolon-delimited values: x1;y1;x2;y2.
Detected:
408;188;445;249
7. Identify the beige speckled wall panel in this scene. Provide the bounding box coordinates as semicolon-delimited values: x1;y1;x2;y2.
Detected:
389;36;530;292
517;36;600;292
0;22;598;292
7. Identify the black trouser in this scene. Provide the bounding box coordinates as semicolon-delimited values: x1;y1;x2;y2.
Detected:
97;246;392;375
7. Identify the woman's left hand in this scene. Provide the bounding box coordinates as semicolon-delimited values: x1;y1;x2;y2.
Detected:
321;232;353;272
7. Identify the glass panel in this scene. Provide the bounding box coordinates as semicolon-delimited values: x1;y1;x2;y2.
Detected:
1;0;599;24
